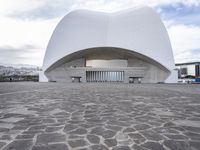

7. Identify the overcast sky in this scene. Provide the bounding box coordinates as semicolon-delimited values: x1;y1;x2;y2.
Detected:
0;0;200;66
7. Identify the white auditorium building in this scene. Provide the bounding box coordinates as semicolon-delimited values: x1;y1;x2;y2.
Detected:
39;6;177;83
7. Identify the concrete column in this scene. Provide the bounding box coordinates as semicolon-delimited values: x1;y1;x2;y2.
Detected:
124;71;129;83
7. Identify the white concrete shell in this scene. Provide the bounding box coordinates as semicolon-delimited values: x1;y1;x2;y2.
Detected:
40;6;177;83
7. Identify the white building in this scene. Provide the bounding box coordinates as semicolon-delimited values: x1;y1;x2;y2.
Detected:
176;62;200;78
40;6;177;83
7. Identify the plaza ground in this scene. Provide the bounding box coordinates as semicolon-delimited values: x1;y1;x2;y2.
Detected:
0;82;200;150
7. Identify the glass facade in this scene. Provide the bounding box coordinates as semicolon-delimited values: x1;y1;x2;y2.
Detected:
86;71;124;82
195;65;200;76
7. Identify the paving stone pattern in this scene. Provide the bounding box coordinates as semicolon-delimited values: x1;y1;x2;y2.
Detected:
0;82;200;150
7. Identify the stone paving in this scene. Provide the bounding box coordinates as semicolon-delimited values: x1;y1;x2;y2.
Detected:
0;82;200;150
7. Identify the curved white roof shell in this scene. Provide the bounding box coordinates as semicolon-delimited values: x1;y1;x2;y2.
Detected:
42;6;176;82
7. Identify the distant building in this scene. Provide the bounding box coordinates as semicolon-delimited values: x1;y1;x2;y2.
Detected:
40;6;177;83
176;62;200;78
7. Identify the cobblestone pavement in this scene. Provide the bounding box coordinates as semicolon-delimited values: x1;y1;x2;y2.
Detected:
0;82;200;150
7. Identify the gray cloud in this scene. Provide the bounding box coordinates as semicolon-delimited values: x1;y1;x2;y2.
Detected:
3;0;200;24
175;49;200;63
0;45;42;65
8;0;75;20
0;45;40;53
1;0;199;66
190;49;200;54
156;3;200;26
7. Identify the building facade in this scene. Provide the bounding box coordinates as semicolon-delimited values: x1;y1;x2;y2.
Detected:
40;7;177;83
176;62;200;78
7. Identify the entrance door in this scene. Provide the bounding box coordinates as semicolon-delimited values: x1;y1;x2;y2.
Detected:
86;71;124;82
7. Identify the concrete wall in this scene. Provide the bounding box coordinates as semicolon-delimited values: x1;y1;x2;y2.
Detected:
39;70;48;82
62;58;85;68
46;58;85;82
